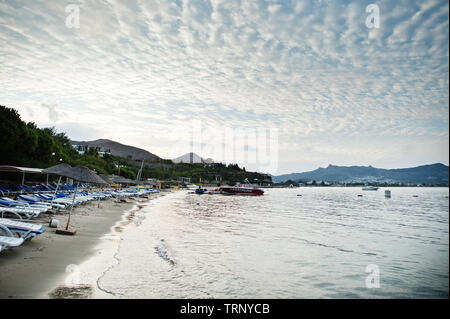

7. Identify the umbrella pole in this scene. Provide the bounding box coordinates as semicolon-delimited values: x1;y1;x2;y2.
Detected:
50;176;62;209
66;183;78;230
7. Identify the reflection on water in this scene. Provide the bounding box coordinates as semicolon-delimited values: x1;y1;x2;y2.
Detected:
99;187;449;298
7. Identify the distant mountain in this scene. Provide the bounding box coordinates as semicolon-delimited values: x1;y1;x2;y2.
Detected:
70;139;161;162
172;152;214;164
272;163;449;185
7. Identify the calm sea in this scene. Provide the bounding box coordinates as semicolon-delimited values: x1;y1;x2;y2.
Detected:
96;187;449;298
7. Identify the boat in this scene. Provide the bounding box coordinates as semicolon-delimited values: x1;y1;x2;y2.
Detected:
207;188;222;195
362;186;378;191
186;184;198;189
195;177;206;194
219;186;264;196
195;188;206;194
220;179;264;196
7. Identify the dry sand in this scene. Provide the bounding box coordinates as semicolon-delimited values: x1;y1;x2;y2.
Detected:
0;194;162;299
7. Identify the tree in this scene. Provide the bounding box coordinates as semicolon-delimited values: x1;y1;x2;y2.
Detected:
0;106;38;166
85;147;99;157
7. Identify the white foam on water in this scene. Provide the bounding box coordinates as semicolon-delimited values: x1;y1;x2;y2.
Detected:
57;192;174;298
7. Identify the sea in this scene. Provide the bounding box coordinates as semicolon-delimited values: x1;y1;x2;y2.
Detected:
78;187;449;299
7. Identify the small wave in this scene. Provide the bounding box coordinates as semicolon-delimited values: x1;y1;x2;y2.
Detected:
155;240;176;266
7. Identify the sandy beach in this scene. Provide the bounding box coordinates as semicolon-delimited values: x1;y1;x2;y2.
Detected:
0;192;165;299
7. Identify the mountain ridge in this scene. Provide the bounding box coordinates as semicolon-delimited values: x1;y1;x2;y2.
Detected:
172;152;214;164
272;163;449;185
70;139;162;162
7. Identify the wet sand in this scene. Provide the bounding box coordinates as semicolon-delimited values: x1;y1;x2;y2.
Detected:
0;195;158;299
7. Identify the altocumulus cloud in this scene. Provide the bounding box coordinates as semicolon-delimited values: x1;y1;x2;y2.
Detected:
0;0;448;173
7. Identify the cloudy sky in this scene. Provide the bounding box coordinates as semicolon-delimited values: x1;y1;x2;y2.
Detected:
0;0;448;174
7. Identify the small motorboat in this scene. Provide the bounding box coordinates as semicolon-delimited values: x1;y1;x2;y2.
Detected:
195;188;206;194
362;186;378;191
207;188;222;195
219;186;264;196
219;179;264;196
195;177;206;194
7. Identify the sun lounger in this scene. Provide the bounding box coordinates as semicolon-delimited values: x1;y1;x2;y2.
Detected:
0;207;42;219
0;218;45;240
0;198;48;212
18;194;61;210
0;224;26;252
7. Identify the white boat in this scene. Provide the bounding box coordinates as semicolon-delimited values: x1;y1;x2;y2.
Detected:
362;186;379;191
185;184;198;189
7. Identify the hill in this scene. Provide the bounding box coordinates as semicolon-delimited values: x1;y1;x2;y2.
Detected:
272;163;449;185
71;139;161;162
172;152;214;164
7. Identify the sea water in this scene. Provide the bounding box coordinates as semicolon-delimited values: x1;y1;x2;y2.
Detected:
93;187;449;298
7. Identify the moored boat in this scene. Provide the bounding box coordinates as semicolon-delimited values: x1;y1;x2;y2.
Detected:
207;188;222;195
219;186;264;196
195;188;206;194
195;177;206;194
362;186;378;191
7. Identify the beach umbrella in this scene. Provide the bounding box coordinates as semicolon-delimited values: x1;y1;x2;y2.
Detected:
67;166;110;210
111;175;135;185
99;174;113;184
43;163;75;211
42;163;74;178
70;165;109;185
43;163;107;185
64;165;108;232
43;164;107;235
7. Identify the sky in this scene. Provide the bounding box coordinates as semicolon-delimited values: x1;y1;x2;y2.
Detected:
0;0;448;175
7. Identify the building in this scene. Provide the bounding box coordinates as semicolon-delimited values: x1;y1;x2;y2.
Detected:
72;144;111;157
177;177;191;183
72;144;88;155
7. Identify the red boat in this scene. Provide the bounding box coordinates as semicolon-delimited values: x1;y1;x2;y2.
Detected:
219;186;264;196
207;188;223;195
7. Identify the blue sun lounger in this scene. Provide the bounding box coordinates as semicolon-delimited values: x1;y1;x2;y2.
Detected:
0;218;45;240
0;224;26;252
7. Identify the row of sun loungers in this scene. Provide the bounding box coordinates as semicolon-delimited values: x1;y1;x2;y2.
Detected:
0;182;87;196
0;186;159;253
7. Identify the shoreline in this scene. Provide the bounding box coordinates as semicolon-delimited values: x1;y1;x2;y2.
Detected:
0;192;166;299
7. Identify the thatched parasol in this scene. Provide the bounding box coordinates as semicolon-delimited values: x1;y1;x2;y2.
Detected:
111;176;135;184
42;163;74;179
71;166;109;185
42;164;107;235
99;174;113;184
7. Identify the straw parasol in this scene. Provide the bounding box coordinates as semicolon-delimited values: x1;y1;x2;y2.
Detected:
111;175;135;185
42;164;108;235
99;174;113;184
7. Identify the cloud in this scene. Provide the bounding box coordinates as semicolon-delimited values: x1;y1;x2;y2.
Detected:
0;0;448;174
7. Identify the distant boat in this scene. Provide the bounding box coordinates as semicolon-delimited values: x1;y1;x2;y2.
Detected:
207;188;222;195
195;177;206;194
362;186;378;191
219;186;264;196
186;184;198;189
220;178;264;196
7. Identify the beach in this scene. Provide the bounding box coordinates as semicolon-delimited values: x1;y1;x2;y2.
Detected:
0;192;165;299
